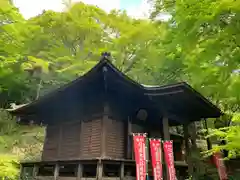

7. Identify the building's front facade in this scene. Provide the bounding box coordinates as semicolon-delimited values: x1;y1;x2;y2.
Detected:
9;54;222;180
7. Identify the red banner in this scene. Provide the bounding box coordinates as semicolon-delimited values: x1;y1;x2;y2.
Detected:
150;139;163;180
133;134;147;180
213;152;228;180
163;141;176;180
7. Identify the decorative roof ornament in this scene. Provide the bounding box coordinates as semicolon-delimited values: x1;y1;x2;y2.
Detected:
136;109;148;121
100;52;111;61
7;103;28;111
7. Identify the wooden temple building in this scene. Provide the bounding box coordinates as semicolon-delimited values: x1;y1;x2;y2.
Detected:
9;54;222;180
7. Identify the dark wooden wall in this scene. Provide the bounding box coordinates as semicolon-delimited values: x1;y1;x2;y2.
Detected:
42;121;81;161
42;125;59;161
42;116;127;161
81;119;102;158
104;118;125;159
42;119;103;161
59;122;81;160
41;112;183;162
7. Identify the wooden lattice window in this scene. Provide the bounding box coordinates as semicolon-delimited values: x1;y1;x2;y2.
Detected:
59;164;78;177
38;165;54;176
82;164;97;178
103;163;120;177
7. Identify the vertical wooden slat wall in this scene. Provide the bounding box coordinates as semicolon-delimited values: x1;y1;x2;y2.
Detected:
105;118;125;159
42;122;81;161
58;122;81;160
81;119;102;158
43;118;104;161
42;125;59;161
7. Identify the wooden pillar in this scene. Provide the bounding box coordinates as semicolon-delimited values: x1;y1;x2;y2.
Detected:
162;116;170;140
120;162;125;180
127;117;132;159
19;164;23;180
33;164;38;178
77;163;83;180
80;119;84;158
101;104;109;158
57;125;62;158
180;140;185;161
189;122;197;151
162;116;170;180
97;161;103;180
183;123;194;178
189;122;201;179
54;164;59;180
204;118;212;150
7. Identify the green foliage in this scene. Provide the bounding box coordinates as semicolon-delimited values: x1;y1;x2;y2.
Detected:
0;109;44;161
151;0;240;109
0;0;24;25
0;0;240;178
150;0;240;160
206;113;240;159
0;2;163;178
0;154;19;179
0;1;163;104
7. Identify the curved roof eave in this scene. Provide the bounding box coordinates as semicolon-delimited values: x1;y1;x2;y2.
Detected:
8;58;144;114
8;57;223;120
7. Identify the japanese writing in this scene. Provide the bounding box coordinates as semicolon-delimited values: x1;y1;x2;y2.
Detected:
150;139;163;180
133;135;147;180
163;141;176;180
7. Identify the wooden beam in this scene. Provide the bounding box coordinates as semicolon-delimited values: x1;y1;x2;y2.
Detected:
144;90;184;96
